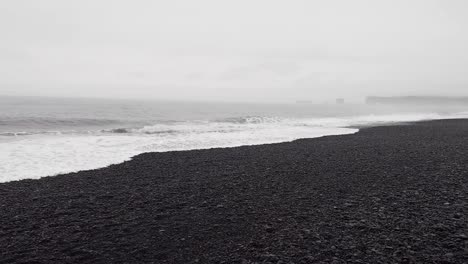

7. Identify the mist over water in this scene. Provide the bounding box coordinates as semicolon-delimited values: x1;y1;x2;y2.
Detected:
1;96;467;182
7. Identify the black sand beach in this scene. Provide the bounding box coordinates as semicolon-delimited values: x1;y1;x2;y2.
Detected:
1;119;467;263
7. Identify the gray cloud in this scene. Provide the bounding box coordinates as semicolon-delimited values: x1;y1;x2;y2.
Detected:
1;0;468;102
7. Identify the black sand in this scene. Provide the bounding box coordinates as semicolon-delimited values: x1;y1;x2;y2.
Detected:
1;120;467;263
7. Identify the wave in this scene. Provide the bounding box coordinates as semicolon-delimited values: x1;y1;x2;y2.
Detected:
4;112;467;137
0;132;34;137
0;131;64;137
2;111;468;182
0;117;123;128
216;116;283;124
0;130;95;137
0;123;357;183
103;128;132;134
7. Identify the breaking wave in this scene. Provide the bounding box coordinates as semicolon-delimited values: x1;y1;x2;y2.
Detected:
2;111;468;182
0;117;122;127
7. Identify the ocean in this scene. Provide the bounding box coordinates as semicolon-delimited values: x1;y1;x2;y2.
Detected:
1;96;467;183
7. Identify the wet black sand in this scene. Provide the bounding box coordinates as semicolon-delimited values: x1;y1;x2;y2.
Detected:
1;119;467;263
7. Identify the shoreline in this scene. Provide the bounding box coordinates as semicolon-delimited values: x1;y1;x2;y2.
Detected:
0;124;359;183
2;115;467;183
1;119;467;263
0;120;425;184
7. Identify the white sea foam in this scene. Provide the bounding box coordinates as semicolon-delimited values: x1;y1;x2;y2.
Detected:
0;125;356;182
1;112;467;183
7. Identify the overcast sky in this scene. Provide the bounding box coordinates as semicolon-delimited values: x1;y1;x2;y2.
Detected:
1;0;467;102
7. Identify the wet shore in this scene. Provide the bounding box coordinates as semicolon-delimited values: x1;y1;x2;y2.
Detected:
1;119;467;263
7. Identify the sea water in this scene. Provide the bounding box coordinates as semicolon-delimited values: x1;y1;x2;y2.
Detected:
1;96;467;182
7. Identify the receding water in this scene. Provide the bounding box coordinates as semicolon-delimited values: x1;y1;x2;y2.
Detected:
1;96;467;182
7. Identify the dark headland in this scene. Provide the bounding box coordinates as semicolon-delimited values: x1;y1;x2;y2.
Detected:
1;120;467;263
366;96;468;105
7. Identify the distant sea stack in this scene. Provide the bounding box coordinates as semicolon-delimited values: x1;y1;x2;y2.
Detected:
336;98;345;104
366;96;468;105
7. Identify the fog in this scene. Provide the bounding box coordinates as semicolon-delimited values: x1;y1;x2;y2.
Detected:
1;0;468;103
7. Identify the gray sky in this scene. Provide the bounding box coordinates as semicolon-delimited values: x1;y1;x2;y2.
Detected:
1;0;467;102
